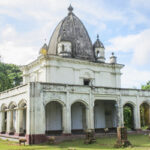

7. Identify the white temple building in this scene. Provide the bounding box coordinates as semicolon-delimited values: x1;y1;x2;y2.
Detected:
0;5;150;144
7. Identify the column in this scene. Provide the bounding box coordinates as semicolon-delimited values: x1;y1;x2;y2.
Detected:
0;111;2;133
1;111;6;133
10;110;14;133
62;106;71;134
120;106;124;127
147;105;150;128
134;105;141;130
115;102;119;127
86;107;90;130
16;109;19;134
85;106;94;130
89;89;94;130
7;110;11;134
62;89;71;134
117;99;124;127
16;109;24;135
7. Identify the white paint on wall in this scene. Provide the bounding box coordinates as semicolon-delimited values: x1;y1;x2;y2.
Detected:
22;56;123;88
46;102;62;131
94;102;105;128
71;103;85;130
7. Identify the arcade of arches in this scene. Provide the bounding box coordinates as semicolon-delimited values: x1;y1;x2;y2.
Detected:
1;99;150;138
44;100;150;135
123;102;150;130
0;101;27;136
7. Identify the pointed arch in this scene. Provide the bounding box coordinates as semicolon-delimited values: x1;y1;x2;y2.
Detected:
71;99;89;108
139;100;150;107
123;101;136;108
71;100;88;133
45;99;66;107
45;100;63;135
8;101;17;109
18;99;27;108
1;104;7;111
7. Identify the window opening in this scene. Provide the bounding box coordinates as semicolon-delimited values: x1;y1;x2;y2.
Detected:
83;79;90;86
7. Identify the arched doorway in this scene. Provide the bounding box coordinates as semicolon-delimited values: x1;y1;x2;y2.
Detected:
123;103;134;130
140;102;150;129
94;100;117;133
8;102;17;134
71;102;87;134
18;101;27;135
45;101;63;135
1;104;7;133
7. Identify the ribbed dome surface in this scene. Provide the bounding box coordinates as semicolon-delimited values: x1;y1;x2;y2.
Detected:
48;6;94;60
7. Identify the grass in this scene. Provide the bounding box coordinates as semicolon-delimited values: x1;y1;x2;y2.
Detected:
1;134;150;150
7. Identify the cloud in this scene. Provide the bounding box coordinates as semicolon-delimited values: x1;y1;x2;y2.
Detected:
107;28;150;66
122;66;150;88
0;0;149;89
0;41;38;65
1;25;17;40
130;0;150;9
0;24;39;65
74;0;126;23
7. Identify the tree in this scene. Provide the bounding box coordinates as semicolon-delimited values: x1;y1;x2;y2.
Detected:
0;62;22;92
141;81;150;90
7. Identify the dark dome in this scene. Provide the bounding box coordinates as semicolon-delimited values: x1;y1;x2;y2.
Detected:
48;6;95;61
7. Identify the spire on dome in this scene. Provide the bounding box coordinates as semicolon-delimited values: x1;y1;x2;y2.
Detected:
93;34;104;49
68;4;73;14
97;34;99;40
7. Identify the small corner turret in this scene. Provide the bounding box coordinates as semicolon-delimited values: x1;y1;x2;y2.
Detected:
93;34;105;63
109;52;117;64
57;41;72;57
40;43;48;56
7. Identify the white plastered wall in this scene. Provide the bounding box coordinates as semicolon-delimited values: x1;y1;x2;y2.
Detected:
22;56;123;88
28;83;150;135
0;82;150;136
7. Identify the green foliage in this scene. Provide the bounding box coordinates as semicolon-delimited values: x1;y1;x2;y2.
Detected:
0;62;22;92
140;103;149;128
123;106;133;129
141;81;150;90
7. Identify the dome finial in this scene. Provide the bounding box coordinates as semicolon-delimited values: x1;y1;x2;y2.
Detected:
68;4;73;13
97;34;99;39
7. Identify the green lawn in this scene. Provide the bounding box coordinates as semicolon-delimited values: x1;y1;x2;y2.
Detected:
1;134;150;150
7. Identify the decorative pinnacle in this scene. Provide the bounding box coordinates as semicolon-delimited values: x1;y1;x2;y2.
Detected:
112;52;114;56
68;4;73;13
97;34;99;39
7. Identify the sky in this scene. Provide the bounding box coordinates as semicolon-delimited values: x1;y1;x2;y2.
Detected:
0;0;150;88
